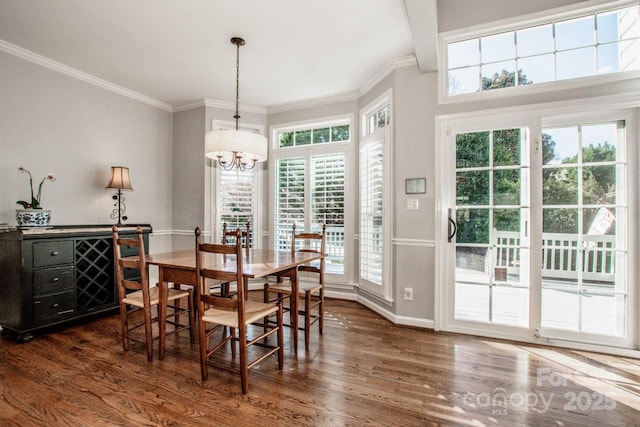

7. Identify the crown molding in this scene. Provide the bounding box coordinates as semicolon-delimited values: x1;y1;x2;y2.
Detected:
267;91;359;114
204;98;267;114
357;55;417;97
0;39;173;112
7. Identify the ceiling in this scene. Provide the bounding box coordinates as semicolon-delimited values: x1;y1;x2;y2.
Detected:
0;0;436;109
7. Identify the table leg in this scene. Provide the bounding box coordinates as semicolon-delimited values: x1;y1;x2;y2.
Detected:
158;267;167;360
290;267;299;352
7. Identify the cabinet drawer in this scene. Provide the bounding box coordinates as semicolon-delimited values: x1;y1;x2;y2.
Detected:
33;241;74;267
33;266;74;296
33;292;75;322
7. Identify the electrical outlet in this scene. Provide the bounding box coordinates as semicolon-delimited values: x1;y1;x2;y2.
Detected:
403;287;413;300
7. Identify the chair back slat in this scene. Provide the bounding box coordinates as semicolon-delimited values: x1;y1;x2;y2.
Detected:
112;226;149;295
196;227;245;312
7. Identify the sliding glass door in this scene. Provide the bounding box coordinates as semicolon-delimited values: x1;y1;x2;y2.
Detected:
439;113;635;350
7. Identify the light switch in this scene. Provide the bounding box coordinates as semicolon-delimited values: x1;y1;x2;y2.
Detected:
406;198;419;210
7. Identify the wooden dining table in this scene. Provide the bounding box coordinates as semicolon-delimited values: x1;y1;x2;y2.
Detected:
142;248;323;357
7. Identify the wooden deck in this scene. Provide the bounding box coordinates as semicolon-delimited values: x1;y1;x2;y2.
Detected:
1;296;639;426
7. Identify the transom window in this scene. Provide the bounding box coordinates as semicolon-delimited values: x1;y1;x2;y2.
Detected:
278;122;349;148
447;3;640;96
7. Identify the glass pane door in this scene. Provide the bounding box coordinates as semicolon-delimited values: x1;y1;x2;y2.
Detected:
454;128;530;328
540;122;628;341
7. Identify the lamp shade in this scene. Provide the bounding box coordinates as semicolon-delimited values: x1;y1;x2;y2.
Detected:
204;129;268;163
106;166;133;190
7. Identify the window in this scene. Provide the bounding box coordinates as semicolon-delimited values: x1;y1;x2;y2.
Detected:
446;3;640;96
359;138;384;284
272;118;350;280
278;123;350;148
359;90;393;301
212;120;263;246
217;167;256;247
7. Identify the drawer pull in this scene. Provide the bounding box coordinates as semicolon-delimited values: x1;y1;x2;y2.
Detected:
51;277;60;283
51;251;59;256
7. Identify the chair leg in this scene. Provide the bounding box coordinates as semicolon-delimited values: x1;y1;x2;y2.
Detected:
239;326;249;394
143;304;154;362
119;302;129;351
277;303;284;370
188;290;195;344
198;317;208;381
304;290;311;349
319;286;324;335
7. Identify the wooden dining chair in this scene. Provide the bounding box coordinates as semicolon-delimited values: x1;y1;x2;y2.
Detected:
216;221;251;297
113;226;195;361
195;227;283;394
263;223;326;349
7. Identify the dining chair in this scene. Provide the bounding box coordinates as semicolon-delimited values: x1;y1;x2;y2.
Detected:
216;221;251;297
263;223;325;349
112;226;194;361
195;227;283;394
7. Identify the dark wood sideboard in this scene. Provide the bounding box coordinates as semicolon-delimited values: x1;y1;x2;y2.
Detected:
0;224;152;342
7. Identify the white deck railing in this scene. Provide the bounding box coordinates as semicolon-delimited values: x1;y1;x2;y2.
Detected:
494;230;615;282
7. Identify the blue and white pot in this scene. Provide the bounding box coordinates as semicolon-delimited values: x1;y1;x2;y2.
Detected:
16;209;52;227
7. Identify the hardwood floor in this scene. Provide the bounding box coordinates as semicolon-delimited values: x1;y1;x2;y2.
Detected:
1;296;639;426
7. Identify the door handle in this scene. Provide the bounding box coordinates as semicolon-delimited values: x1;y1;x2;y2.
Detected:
448;208;457;243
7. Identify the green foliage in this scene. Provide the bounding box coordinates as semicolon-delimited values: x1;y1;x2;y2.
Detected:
481;69;532;91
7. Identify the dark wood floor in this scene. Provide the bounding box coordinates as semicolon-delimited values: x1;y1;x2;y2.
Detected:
1;296;639;426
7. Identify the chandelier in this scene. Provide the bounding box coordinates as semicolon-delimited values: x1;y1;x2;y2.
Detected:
204;37;268;171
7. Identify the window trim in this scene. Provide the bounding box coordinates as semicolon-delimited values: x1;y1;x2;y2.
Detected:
208;119;265;246
358;88;394;302
269;115;353;285
438;0;640;104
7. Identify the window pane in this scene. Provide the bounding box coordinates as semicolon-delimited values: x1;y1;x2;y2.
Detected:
276;157;305;249
597;43;619;73
218;168;256;247
296;129;311;146
449;38;479;68
279;132;294;148
517;24;553;56
481;61;517;90
544;127;579;165
583;165;616;204
481;32;515;63
518;54;554;84
543;208;579;233
557;47;596;80
456;208;490;244
312;154;346;274
457;171;490;206
556;16;595;50
456;131;489;168
494;208;520;232
597;10;619;44
313;127;330;144
332;125;350;141
449;66;480;95
493;128;521;166
543;166;578;205
360;139;384;285
494;169;520;205
582;123;617;161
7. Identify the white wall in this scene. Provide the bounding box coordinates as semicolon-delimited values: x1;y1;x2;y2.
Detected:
0;51;173;252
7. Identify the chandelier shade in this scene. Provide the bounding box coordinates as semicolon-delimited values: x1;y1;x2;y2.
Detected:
204;36;268;171
204;129;268;166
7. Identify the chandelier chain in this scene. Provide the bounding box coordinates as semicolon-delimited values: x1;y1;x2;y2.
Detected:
234;40;241;131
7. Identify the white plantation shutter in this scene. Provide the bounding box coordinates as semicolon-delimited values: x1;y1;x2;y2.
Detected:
217;168;256;246
275;157;305;250
311;153;345;274
359;139;384;285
